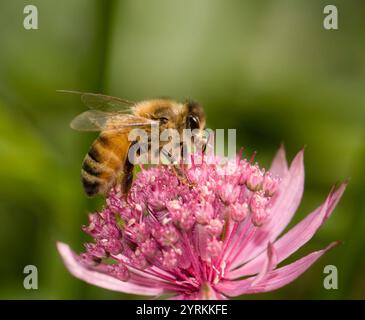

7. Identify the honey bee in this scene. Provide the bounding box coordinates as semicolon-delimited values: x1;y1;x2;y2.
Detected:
61;90;206;197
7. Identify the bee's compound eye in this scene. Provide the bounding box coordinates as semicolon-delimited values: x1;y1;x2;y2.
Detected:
187;115;200;130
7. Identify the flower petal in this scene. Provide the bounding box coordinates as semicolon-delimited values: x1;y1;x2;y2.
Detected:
250;242;277;286
270;145;289;178
227;182;346;279
57;242;164;296
230;150;305;269
217;242;338;296
193;224;209;261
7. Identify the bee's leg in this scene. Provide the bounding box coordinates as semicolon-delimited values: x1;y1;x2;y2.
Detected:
159;144;194;188
172;164;194;188
113;182;122;194
116;160;134;198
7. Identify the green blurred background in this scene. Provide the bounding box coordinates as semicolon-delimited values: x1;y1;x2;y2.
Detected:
0;0;364;299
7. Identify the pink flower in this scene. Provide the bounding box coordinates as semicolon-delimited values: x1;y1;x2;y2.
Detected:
57;146;346;299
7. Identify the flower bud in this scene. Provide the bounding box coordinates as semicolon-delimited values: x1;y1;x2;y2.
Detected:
206;219;224;237
246;166;264;191
230;202;250;222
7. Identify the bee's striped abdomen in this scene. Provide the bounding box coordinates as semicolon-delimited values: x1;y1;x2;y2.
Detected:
81;152;105;196
81;132;130;197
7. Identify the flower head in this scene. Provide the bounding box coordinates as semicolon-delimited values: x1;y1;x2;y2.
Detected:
58;146;346;299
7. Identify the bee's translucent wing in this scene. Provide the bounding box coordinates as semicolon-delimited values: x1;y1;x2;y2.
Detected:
70;110;157;132
58;90;134;111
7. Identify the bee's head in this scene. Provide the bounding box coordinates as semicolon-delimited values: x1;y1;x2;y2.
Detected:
134;98;208;152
